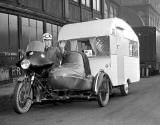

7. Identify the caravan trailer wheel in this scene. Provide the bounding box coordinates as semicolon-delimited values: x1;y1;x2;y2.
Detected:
120;83;129;96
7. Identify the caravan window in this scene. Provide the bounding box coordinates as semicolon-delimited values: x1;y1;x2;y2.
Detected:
89;36;110;56
129;40;138;57
61;36;110;57
76;36;110;57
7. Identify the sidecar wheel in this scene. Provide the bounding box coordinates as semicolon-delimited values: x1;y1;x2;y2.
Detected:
11;80;33;114
97;77;110;107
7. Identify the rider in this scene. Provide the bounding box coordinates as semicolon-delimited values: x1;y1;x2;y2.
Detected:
35;33;63;102
42;33;63;68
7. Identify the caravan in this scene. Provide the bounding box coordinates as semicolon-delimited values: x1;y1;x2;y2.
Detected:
58;17;140;93
48;18;140;107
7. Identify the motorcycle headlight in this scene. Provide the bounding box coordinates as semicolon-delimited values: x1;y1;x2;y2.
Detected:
21;59;30;69
41;54;45;58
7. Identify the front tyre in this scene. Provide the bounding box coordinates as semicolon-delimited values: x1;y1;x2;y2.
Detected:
97;77;110;107
11;80;33;114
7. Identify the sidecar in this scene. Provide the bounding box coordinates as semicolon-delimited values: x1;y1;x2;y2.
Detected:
48;51;110;106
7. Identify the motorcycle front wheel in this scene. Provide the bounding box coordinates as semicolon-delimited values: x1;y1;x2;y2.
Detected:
11;78;33;114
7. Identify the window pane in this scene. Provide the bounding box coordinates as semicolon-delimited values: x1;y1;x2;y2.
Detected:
58;26;62;33
46;23;59;45
93;0;97;10
46;23;52;33
0;13;9;52
52;24;58;45
82;0;86;5
104;2;109;18
0;13;9;66
73;0;78;2
22;17;29;26
29;19;36;41
129;41;138;57
46;23;53;44
89;36;110;56
97;0;100;11
37;20;43;41
22;18;43;51
86;0;90;7
9;15;18;65
22;17;29;50
37;20;43;29
114;8;117;17
30;19;36;28
110;5;114;17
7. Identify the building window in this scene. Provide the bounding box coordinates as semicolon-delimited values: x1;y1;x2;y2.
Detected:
81;0;91;7
0;13;18;66
46;23;62;46
104;2;109;18
109;5;114;17
73;0;79;2
93;0;101;11
114;7;117;17
21;17;43;51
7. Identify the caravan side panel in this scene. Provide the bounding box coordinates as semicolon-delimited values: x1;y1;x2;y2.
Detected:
110;55;118;86
124;56;140;82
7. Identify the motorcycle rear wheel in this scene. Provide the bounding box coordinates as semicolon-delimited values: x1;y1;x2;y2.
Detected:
11;79;33;114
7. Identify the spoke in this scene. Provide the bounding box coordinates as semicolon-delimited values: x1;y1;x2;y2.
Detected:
18;81;32;109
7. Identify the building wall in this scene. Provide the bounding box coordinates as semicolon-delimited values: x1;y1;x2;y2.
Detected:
149;7;160;29
118;0;160;30
0;0;103;81
104;0;120;18
68;0;103;22
120;0;146;6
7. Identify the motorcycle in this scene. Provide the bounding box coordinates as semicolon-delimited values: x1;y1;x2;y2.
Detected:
11;41;110;114
11;41;54;114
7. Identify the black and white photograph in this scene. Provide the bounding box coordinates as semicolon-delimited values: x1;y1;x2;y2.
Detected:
0;0;160;125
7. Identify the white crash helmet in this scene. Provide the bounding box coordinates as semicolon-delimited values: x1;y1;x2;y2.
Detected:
43;33;52;40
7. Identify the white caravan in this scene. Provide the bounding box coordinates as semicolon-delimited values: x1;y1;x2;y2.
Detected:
58;18;140;95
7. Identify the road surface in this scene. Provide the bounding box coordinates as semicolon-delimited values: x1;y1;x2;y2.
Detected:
0;75;160;125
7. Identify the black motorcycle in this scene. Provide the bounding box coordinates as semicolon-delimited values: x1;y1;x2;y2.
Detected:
11;41;54;114
12;41;110;114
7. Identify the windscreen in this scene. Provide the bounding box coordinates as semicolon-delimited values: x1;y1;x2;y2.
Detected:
26;41;45;52
62;52;83;65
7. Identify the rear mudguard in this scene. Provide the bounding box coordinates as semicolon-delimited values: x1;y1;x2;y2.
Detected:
93;71;111;95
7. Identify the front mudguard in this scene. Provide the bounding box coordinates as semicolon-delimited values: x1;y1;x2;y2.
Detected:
17;75;27;82
93;71;110;95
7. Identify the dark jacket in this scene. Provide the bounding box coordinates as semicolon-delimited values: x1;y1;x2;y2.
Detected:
45;46;62;67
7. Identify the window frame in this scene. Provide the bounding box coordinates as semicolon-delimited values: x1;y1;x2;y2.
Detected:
129;40;139;57
93;0;101;11
81;0;91;8
72;0;79;3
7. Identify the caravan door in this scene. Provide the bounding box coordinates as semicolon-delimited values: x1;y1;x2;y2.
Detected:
110;27;128;86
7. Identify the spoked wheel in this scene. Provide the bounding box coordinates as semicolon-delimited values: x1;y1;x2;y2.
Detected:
97;77;110;107
120;82;129;96
11;78;33;114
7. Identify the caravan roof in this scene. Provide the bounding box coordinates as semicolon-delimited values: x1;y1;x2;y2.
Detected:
58;18;139;42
